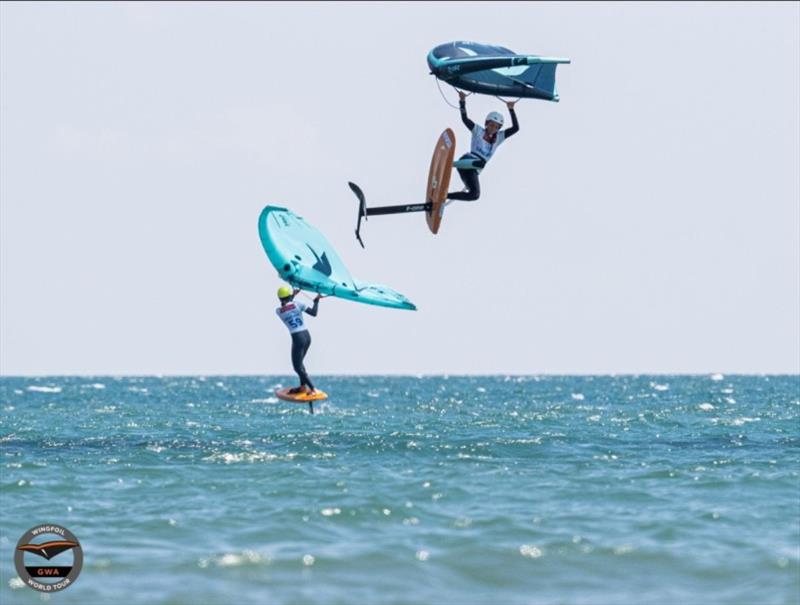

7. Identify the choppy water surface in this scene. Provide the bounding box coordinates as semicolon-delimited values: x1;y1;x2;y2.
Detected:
1;375;798;604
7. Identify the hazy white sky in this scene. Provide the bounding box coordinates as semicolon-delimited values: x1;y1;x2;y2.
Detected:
1;1;798;376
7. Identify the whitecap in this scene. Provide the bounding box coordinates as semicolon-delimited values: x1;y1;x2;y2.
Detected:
203;451;295;464
27;386;61;393
730;417;760;426
519;544;543;558
199;550;268;568
710;373;724;381
698;403;715;411
8;577;25;589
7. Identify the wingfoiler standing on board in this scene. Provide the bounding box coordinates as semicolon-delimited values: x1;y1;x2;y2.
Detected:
258;205;416;411
274;285;328;413
349;40;569;245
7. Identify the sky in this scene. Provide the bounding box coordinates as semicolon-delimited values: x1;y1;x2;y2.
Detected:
1;1;798;376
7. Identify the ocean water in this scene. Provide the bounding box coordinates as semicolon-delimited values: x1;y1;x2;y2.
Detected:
0;375;798;605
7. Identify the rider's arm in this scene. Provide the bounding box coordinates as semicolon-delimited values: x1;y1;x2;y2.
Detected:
460;99;475;131
504;106;519;138
304;296;321;317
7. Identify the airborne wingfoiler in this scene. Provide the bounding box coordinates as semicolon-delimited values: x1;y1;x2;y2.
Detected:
350;41;570;245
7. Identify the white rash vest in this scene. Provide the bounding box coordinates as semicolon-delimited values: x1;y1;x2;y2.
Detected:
276;301;309;334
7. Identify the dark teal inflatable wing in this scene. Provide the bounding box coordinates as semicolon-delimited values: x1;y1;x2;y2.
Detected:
428;41;570;101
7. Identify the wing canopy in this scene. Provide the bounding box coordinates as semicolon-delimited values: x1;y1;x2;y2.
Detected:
259;206;416;311
428;41;570;101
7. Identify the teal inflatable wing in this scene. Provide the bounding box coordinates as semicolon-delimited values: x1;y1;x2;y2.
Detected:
259;206;417;311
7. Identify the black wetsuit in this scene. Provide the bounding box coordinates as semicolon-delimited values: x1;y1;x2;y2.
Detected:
447;100;519;202
291;331;314;390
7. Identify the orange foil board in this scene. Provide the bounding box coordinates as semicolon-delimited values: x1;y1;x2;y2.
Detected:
275;387;328;403
425;128;456;234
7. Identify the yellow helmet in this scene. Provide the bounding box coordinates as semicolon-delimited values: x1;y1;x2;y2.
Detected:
277;285;293;299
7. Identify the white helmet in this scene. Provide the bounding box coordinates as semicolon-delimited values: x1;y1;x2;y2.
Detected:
485;111;504;126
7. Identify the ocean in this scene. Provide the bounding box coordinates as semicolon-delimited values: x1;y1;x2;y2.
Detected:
1;375;798;605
